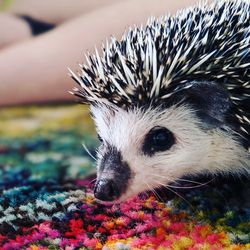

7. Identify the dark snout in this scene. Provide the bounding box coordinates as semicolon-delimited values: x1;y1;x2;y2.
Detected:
94;147;131;202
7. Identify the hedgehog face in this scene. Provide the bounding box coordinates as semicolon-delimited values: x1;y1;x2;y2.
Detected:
91;103;248;203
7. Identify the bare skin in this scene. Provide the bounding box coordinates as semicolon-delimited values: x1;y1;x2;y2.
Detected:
0;13;31;49
0;0;124;49
0;0;200;106
4;0;125;24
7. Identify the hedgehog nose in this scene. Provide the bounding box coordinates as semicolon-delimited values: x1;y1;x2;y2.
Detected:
94;179;119;201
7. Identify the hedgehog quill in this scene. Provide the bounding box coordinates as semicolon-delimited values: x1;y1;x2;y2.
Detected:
69;0;250;203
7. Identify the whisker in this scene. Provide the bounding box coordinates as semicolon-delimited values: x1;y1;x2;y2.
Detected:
150;173;179;184
176;177;215;187
82;142;97;161
144;180;157;196
89;177;97;185
174;177;212;185
143;180;164;202
150;173;214;187
158;179;215;189
154;180;195;211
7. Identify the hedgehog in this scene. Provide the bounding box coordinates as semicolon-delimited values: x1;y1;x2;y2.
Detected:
69;0;250;203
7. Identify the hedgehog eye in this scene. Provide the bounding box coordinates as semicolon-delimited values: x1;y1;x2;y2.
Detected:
142;126;175;156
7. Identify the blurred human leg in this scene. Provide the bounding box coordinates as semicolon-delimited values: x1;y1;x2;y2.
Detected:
0;0;123;48
5;0;125;24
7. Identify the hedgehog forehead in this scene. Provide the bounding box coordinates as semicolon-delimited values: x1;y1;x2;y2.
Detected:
91;105;156;149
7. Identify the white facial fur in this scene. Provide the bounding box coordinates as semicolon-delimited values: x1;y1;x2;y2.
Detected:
91;104;249;202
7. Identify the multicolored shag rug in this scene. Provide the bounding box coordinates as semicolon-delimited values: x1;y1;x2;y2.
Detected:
0;105;249;250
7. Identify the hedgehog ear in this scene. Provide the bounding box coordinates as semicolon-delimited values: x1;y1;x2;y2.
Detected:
185;81;232;129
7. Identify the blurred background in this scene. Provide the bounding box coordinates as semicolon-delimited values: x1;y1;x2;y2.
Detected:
1;3;249;249
0;0;198;177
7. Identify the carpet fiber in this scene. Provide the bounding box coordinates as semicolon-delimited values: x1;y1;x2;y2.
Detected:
0;105;249;250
